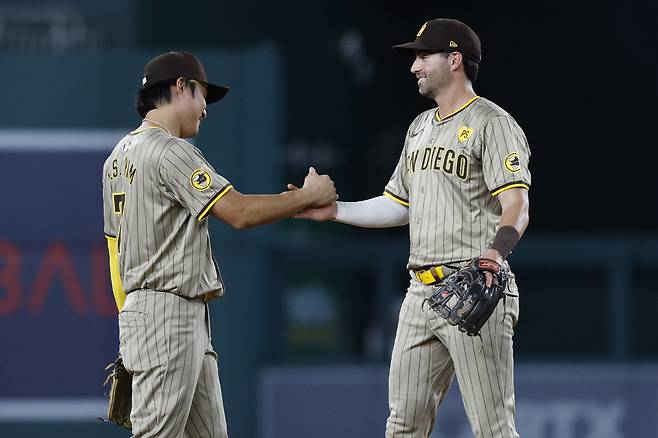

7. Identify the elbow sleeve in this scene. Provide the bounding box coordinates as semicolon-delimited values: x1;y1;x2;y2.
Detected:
335;196;409;228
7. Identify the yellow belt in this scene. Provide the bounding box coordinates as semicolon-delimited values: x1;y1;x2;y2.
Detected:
413;266;447;285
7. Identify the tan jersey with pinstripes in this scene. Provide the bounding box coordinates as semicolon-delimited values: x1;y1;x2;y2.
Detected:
102;127;232;300
385;96;531;269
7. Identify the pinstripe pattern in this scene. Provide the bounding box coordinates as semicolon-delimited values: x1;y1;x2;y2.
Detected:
387;275;520;438
119;290;227;437
385;97;531;269
102;127;230;300
384;97;529;437
103;127;231;437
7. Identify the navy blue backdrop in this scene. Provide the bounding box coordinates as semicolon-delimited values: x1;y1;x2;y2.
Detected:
0;149;116;397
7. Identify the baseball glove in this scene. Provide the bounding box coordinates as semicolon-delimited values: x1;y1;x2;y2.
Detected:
425;258;508;336
102;355;132;429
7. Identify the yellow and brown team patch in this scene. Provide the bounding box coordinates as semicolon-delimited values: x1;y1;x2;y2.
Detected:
191;169;212;191
504;153;521;172
457;126;473;142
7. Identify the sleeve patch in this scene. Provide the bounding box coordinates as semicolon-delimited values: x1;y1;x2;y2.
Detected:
191;169;212;191
504;152;521;173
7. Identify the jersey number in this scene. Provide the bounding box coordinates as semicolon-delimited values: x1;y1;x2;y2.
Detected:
113;192;126;214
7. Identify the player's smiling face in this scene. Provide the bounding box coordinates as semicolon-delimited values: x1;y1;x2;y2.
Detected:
411;51;451;99
179;80;207;138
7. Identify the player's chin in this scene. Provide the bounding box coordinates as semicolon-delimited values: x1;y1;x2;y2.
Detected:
183;125;200;138
191;120;201;135
417;86;432;98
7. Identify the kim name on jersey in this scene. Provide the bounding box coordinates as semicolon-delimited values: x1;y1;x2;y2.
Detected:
106;157;138;184
407;146;469;180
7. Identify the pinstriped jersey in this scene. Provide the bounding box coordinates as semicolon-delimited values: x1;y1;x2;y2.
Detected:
102;127;232;300
385;96;531;269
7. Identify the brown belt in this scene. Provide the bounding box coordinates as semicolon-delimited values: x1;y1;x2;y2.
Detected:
181;291;219;303
198;291;220;302
131;289;219;303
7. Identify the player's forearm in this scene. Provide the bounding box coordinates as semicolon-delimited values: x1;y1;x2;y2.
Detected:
225;190;316;229
488;188;530;260
335;196;409;228
498;193;530;237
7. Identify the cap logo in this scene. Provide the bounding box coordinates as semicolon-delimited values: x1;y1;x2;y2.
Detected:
142;76;147;86
449;40;458;48
416;22;428;37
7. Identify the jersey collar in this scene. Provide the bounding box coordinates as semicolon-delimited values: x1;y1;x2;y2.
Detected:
434;96;480;123
129;126;166;135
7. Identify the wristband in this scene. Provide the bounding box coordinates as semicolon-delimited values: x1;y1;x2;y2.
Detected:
490;226;520;260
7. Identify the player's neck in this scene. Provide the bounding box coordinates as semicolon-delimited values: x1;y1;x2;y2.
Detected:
434;83;476;119
141;109;181;138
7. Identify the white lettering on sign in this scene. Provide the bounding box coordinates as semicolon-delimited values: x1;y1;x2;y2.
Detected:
516;399;625;438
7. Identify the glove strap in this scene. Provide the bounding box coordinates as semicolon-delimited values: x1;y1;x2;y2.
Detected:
475;257;501;274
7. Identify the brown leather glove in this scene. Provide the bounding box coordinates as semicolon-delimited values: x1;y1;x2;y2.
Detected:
425;258;508;336
103;355;132;429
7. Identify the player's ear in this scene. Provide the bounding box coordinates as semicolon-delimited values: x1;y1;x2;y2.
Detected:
449;52;463;71
175;77;187;95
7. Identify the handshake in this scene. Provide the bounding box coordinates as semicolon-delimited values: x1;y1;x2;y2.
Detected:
287;167;339;221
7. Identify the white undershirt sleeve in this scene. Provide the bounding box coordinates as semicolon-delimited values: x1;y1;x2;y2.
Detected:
334;195;409;228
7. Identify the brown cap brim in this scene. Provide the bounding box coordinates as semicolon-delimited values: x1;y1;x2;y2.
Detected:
392;41;441;53
205;82;230;104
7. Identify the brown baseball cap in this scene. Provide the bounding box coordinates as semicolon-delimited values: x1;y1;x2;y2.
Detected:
393;19;482;63
141;51;229;104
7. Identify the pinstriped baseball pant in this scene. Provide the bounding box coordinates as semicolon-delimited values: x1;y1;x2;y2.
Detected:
386;274;520;438
119;290;228;438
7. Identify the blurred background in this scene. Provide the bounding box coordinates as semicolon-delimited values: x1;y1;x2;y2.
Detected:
0;0;656;437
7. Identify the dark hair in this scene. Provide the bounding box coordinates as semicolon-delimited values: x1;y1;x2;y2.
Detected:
440;52;480;84
463;57;480;84
136;78;198;118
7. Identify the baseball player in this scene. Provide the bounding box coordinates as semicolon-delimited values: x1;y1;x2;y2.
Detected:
102;51;336;437
293;19;531;438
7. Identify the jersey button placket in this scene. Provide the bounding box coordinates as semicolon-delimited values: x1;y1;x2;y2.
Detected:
419;135;433;220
